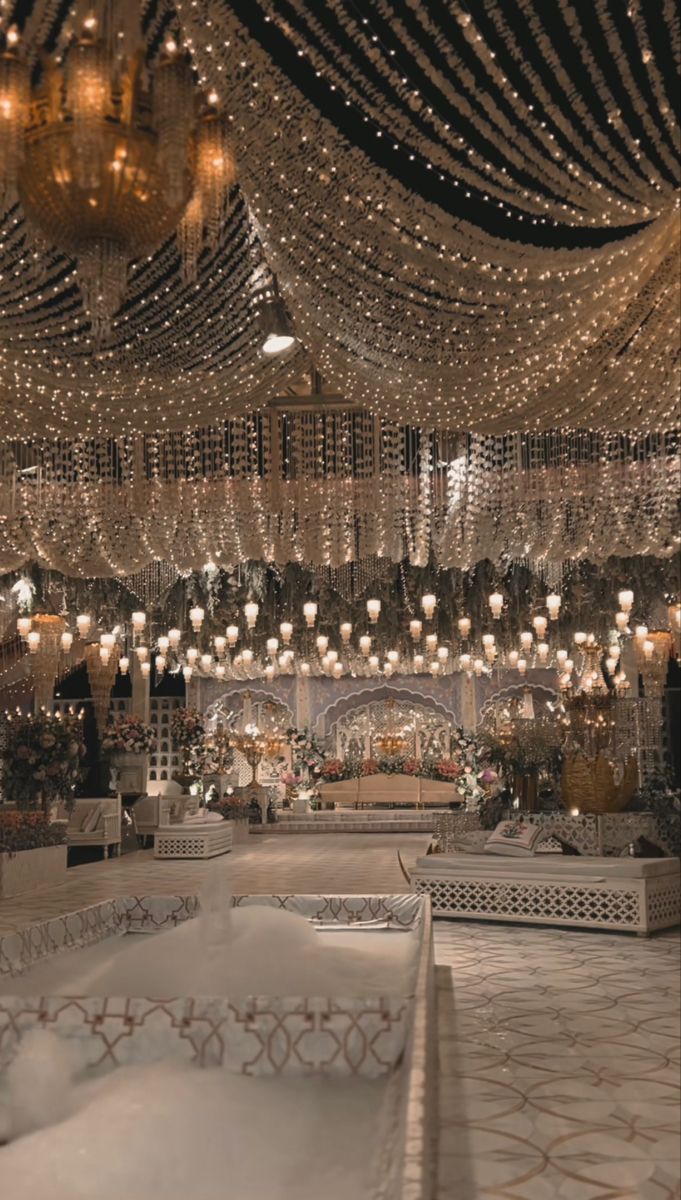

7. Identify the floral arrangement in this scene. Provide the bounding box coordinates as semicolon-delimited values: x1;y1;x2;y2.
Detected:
428;758;463;782
171;707;205;750
2;711;85;814
360;757;380;776
285;726;326;779
320;758;351;781
206;790;250;821
101;714;156;755
0;811;67;855
401;757;422;776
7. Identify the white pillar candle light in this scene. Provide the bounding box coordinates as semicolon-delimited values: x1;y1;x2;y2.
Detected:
546;594;562;620
642;638;654;660
264;664;275;682
457;616;471;639
215;664;226;680
537;642;549;663
387;649;400;665
366;598;381;623
182;665;193;682
100;632;115;650
17;616;31;640
241;648;254;667
300;661;311;676
316;634;329;655
118;656;129;675
618;589;634;614
332;662;343;679
425;633;438;654
266;638;279;657
27;630;40;653
635;624;649;641
517;657;527;675
368;654;379;674
327;649;339;665
520;631;533;651
226;625;239;647
168;629;181;649
574;631;587;647
199;653;212;671
556;649;568;667
421;594;436;620
157;635;170;654
615;611;629;632
189;606;204;632
532;615;547;638
488;592;503;619
508;650;519;668
473;658;484;676
131;611;146;635
340;622;352;643
186;647;198;666
459;653;472;672
61;631;73;652
280;621;293;644
413;653;424;672
436;645;449;663
135;645;149;663
303;601;317;627
76;613;91;638
409;619;423;641
214;635;226;657
155;654;167;673
359;635;371;656
244;602;258;630
383;662;393;677
429;661;440;676
140;661;151;678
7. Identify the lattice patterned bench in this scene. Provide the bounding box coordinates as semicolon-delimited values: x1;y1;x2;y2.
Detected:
154;822;233;859
413;854;680;935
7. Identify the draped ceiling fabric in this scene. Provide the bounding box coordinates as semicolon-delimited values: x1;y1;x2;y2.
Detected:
0;0;677;441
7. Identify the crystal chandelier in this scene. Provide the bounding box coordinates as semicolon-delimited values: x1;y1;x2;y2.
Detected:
0;6;235;337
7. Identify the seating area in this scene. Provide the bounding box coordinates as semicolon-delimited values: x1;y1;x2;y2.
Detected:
319;773;462;809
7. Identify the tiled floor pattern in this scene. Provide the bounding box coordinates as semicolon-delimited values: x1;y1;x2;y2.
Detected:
0;834;679;1198
435;922;681;1200
0;833;428;933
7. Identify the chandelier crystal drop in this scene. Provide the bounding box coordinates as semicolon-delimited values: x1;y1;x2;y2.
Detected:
0;8;235;338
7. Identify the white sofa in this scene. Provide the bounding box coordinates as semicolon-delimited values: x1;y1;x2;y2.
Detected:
65;797;121;858
319;772;462;808
413;852;681;935
134;793;200;845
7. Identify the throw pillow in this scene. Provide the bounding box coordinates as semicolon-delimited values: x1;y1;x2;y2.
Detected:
81;805;102;835
484;818;544;857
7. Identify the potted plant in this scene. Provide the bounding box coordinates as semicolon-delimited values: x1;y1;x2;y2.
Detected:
0;811;69;899
100;714;156;798
0;710;83;897
170;707;206;795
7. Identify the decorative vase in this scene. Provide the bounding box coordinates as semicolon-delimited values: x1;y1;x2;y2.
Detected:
110;751;149;798
515;773;538;813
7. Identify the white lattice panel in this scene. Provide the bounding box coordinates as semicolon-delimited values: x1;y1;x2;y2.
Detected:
148;697;183;793
414;868;680;934
154;823;233;859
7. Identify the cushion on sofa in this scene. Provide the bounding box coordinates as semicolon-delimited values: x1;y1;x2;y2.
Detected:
485;818;545;857
81;805;102;835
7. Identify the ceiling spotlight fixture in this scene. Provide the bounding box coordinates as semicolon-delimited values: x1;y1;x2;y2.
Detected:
258;285;297;356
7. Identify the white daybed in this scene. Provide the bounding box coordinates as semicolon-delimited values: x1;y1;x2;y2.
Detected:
319;772;462;808
64;797;121;858
413;853;681;935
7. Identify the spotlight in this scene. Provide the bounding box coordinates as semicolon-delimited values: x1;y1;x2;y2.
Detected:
259;289;297;356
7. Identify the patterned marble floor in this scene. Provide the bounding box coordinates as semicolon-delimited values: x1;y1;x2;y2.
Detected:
0;834;679;1198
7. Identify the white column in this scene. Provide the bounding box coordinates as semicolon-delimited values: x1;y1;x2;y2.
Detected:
130;655;150;723
461;673;477;731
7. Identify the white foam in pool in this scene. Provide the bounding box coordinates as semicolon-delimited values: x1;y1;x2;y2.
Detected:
0;1051;387;1200
6;905;418;999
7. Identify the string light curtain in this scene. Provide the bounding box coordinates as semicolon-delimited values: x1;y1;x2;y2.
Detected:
1;420;677;575
179;0;679;432
0;0;676;439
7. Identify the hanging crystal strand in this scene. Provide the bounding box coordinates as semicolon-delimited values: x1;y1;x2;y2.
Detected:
0;28;29;205
178;190;203;282
195;110;236;251
154;42;195;209
65;21;109;189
